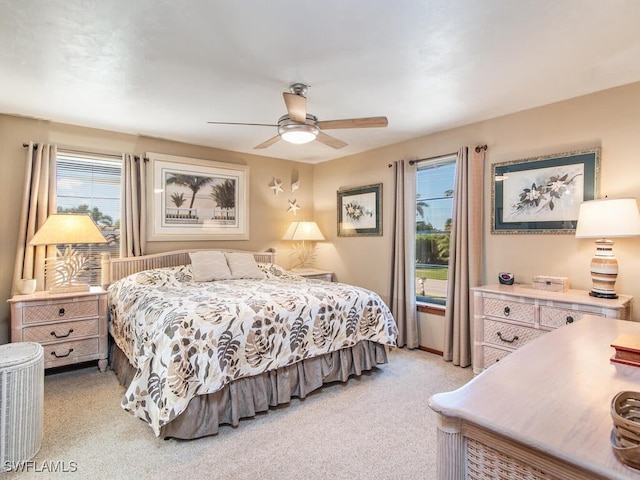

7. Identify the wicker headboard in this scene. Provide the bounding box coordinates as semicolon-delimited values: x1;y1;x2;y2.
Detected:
101;249;276;287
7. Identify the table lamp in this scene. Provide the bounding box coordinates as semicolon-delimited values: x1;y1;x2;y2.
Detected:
28;213;108;293
575;198;640;298
282;221;325;270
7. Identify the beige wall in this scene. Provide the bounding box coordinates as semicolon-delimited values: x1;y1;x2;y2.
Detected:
314;81;640;349
0;115;313;343
2;81;640;346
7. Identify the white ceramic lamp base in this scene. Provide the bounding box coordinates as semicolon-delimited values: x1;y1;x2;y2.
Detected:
589;239;619;299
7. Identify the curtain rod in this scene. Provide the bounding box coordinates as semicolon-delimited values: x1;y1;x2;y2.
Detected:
388;151;456;168
388;145;488;168
22;142;147;161
23;142;121;159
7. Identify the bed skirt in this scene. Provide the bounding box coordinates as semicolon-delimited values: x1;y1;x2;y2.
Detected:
110;340;388;439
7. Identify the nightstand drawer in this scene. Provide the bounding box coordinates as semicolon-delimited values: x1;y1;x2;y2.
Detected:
22;319;99;344
290;269;334;282
23;300;98;324
483;298;534;324
304;273;333;282
43;338;99;364
539;306;603;329
484;319;544;349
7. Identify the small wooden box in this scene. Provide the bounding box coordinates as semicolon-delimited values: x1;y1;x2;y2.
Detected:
532;275;570;292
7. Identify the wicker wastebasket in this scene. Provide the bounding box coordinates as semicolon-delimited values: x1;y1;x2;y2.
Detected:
0;342;44;472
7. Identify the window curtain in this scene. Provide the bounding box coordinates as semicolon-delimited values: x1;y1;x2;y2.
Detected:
443;146;485;366
389;159;418;348
120;154;147;257
13;143;58;293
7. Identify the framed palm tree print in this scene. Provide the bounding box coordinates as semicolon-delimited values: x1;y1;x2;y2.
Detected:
147;152;249;240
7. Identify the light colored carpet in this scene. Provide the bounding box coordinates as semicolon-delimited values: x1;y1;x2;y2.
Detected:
3;348;472;480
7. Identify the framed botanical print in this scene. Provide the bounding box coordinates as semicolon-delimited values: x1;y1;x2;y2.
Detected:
337;183;382;236
492;148;600;234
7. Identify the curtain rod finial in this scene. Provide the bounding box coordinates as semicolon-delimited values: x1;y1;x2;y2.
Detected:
475;144;487;153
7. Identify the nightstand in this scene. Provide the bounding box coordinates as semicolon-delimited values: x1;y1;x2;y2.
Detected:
8;287;108;372
290;268;334;282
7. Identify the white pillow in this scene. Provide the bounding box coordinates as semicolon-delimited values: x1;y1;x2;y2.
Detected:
225;252;265;279
189;251;232;281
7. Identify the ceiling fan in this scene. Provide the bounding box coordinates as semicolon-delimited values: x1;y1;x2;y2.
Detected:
207;83;388;150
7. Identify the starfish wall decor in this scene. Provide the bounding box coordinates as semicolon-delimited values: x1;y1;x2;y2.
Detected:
287;199;300;215
270;179;283;195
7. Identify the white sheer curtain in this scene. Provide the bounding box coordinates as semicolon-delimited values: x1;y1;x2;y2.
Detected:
389;159;418;348
13;143;58;293
120;154;147;257
443;145;485;366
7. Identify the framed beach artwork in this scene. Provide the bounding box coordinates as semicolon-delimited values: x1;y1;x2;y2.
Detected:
337;183;382;236
492;148;600;234
147;152;249;241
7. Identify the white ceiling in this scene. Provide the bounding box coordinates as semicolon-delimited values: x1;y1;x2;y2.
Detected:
2;1;640;164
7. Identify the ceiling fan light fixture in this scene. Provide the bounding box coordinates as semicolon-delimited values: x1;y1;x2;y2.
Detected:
278;123;319;144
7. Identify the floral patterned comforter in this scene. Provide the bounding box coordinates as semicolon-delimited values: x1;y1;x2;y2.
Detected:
108;263;397;436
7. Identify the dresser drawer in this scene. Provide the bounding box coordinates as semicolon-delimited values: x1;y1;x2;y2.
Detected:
43;338;99;365
484;319;545;350
482;345;511;369
539;306;603;329
22;300;98;324
22;318;99;344
483;298;534;324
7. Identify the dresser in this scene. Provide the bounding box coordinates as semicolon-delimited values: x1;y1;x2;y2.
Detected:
8;287;108;372
472;284;632;374
429;316;640;480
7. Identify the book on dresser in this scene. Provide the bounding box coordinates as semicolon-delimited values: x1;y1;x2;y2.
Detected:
611;333;640;367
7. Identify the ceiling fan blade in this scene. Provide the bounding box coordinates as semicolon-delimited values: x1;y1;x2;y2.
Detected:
254;135;281;149
317;116;388;130
316;132;348;149
208;121;277;127
283;92;307;123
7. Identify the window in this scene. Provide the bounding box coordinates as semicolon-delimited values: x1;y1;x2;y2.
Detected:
56;151;122;284
415;155;457;305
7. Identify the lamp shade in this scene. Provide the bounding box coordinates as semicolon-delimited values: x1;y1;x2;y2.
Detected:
29;214;107;246
282;221;325;241
575;198;640;238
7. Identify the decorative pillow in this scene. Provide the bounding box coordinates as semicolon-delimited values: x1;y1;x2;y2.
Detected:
189;251;232;281
225;252;265;279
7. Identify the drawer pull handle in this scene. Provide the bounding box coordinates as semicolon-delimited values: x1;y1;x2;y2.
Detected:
503;306;510;317
566;316;574;324
51;348;74;359
51;328;74;339
497;332;519;344
58;308;66;317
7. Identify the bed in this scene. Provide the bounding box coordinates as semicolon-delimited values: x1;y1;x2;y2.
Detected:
101;249;398;439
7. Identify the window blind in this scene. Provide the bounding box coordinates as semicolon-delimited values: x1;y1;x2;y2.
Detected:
56;151;122;285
